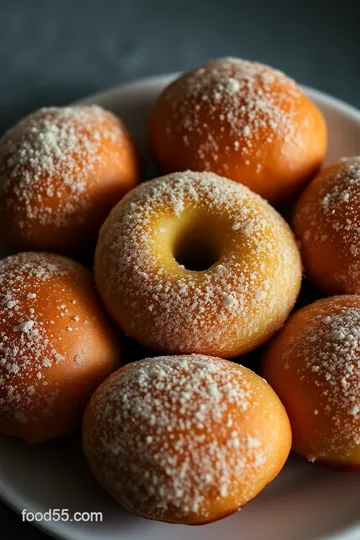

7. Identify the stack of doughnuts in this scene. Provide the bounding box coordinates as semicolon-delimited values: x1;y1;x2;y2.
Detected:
0;56;358;525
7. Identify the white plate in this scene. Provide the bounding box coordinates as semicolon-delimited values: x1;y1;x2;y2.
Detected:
1;75;360;540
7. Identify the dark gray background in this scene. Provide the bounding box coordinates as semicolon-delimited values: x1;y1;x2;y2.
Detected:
1;0;359;537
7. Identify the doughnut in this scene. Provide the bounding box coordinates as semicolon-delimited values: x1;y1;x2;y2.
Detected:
0;105;139;254
82;355;291;524
294;157;360;295
263;296;360;470
149;57;327;203
0;252;121;443
94;171;302;358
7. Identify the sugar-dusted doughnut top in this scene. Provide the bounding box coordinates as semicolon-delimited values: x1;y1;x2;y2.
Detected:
0;105;139;253
150;57;327;203
294;157;360;294
161;58;302;149
95;171;301;358
0;252;121;443
263;295;360;469
83;355;291;524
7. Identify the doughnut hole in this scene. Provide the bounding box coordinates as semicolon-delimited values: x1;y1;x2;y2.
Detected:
263;296;360;470
173;214;224;272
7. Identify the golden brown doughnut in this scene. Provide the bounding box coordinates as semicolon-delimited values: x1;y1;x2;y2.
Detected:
294;157;360;295
0;252;121;443
263;295;360;470
149;57;327;203
94;171;302;358
83;355;291;524
0;105;139;254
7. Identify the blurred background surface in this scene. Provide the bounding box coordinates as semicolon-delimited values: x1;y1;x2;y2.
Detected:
1;0;359;537
1;0;360;135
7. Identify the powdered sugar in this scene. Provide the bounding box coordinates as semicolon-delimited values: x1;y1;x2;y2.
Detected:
160;57;305;171
296;157;360;290
279;298;360;462
0;252;88;427
84;355;272;521
0;105;127;234
95;171;301;357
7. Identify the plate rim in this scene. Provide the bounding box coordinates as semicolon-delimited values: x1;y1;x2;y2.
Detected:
79;72;360;122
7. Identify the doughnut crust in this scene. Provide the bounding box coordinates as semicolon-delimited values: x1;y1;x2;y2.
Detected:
294;157;360;295
0;252;121;443
95;171;301;358
149;58;327;203
82;355;291;524
263;296;360;470
0;105;139;253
